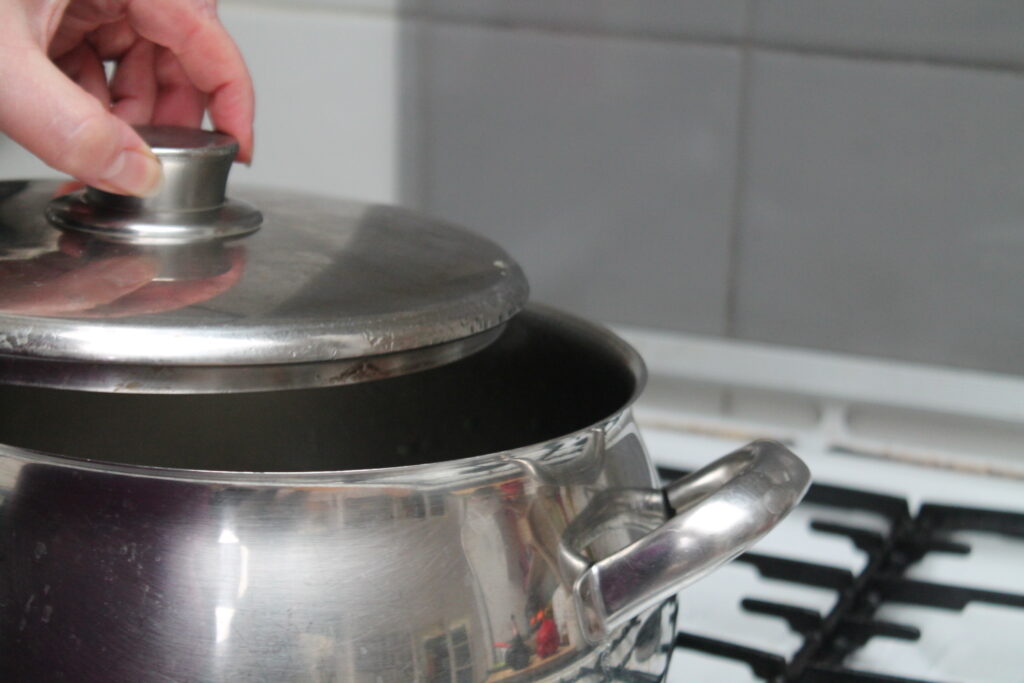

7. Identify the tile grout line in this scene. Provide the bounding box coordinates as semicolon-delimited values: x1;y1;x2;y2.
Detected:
722;0;755;342
223;0;1024;78
753;39;1024;77
399;12;433;210
718;0;757;416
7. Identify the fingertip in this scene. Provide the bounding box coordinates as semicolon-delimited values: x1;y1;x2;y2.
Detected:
209;89;254;163
228;122;253;163
93;146;164;197
217;119;252;163
236;137;253;164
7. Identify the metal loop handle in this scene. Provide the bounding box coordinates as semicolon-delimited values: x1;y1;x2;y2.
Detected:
573;439;810;643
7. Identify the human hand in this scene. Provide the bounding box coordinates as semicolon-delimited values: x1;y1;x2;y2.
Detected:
0;0;253;197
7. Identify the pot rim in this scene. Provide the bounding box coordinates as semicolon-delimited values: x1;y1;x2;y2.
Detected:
0;304;648;486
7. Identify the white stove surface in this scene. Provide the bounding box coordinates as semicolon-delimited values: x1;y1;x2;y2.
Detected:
615;325;1024;683
647;428;1024;683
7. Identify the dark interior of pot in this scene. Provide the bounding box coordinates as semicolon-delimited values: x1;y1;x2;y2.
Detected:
0;310;638;472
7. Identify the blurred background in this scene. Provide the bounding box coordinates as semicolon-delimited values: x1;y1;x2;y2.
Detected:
2;0;1021;376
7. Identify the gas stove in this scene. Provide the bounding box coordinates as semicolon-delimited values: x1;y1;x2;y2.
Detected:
616;326;1024;683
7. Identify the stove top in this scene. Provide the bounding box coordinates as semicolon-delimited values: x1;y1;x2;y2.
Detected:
616;325;1024;683
647;430;1024;683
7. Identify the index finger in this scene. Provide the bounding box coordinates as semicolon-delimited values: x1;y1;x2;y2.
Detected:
126;0;254;161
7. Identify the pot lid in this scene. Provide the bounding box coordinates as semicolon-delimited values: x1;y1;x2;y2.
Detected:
0;127;528;393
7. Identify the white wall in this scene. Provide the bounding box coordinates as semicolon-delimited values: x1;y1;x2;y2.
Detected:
220;3;401;203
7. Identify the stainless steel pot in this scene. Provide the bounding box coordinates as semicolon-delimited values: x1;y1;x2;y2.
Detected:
0;128;810;681
0;306;810;682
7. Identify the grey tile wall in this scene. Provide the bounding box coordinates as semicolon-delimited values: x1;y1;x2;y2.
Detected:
411;22;743;334
734;52;1024;375
753;1;1024;69
279;0;749;41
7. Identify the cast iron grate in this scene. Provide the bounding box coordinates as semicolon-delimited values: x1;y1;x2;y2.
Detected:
657;467;1024;683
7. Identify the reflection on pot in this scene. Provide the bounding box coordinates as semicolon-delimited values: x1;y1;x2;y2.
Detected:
0;181;247;318
0;422;676;682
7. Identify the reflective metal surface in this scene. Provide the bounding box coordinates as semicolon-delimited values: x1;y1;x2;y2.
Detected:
0;307;810;681
573;441;811;643
46;126;263;247
0;174;528;391
0;325;505;394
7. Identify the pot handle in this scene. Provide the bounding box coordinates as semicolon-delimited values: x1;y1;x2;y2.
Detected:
573;439;810;643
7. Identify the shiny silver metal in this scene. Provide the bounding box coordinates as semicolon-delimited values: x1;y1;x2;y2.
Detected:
0;175;529;392
572;441;810;643
46;126;263;246
0;307;810;682
0;325;505;394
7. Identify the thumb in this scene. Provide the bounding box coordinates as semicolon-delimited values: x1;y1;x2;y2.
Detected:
0;45;163;197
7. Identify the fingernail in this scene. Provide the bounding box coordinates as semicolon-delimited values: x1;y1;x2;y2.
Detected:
101;148;163;197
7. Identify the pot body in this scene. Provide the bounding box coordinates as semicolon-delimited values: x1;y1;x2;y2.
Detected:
0;308;809;681
0;412;678;682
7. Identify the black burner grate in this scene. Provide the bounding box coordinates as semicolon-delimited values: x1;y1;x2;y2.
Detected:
658;467;1024;683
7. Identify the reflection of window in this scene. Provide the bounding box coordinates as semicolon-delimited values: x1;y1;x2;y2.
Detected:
355;632;410;673
343;495;393;526
428;493;446;517
401;494;427;519
422;624;473;683
345;493;448;525
451;625;472;683
424;635;450;683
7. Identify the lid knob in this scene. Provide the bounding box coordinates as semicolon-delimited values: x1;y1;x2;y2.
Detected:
45;126;262;246
88;127;237;214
